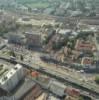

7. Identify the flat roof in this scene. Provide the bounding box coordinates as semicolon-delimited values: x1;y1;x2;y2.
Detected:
58;29;71;35
14;78;36;100
25;31;41;35
0;64;22;85
17;18;57;26
0;69;15;85
49;80;66;89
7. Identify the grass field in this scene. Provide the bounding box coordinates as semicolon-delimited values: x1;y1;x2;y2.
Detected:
17;0;50;8
26;2;50;9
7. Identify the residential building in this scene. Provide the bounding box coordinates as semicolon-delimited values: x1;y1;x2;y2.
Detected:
75;39;96;52
0;64;24;92
8;33;25;45
25;31;42;49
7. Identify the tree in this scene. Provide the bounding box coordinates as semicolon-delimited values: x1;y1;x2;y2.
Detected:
9;50;16;57
95;76;99;84
77;0;86;12
79;96;84;100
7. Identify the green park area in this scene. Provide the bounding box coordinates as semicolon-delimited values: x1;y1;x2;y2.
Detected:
17;0;50;9
26;2;50;9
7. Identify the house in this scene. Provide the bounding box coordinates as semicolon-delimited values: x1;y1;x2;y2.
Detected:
31;71;40;78
44;8;55;15
75;39;96;52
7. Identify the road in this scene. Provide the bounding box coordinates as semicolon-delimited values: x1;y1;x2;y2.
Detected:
0;56;99;99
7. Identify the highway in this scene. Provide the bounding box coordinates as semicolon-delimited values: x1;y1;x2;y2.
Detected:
0;56;99;99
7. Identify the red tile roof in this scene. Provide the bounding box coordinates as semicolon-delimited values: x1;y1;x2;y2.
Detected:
65;87;80;97
75;39;95;51
31;71;40;78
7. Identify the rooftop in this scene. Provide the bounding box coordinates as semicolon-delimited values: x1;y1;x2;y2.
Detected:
25;31;41;35
21;83;43;100
16;18;57;26
75;39;95;51
0;88;8;97
49;80;66;89
58;29;71;35
0;64;23;86
14;78;36;100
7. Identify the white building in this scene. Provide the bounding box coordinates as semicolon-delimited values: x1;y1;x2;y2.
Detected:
0;64;24;92
57;29;72;35
48;80;66;97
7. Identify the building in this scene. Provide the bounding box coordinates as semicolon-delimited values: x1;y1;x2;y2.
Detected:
25;32;42;49
31;71;40;79
14;78;36;100
21;84;43;100
0;38;7;50
48;80;66;97
8;33;25;45
0;64;24;92
70;10;83;17
0;88;8;97
65;87;80;97
75;39;96;52
16;18;57;27
57;29;71;36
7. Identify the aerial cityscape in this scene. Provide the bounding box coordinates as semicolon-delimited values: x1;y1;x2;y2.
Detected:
0;0;99;100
